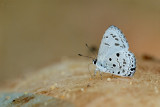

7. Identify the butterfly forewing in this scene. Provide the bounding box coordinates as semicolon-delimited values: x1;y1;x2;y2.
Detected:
97;26;129;63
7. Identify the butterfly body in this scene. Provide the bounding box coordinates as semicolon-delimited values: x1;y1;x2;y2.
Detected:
93;25;136;77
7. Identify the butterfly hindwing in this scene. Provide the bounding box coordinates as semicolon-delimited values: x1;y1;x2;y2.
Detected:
105;50;136;77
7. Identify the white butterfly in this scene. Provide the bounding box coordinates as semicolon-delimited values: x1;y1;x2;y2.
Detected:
93;25;136;77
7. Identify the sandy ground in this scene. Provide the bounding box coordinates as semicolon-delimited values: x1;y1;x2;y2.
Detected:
0;56;160;107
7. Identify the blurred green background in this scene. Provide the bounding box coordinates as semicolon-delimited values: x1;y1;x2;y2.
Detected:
0;0;160;84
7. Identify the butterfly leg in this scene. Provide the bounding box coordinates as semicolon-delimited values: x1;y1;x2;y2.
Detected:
99;71;103;80
111;74;117;79
94;68;99;77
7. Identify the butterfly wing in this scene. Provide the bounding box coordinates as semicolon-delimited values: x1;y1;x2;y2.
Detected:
97;25;129;65
104;50;136;77
96;25;136;77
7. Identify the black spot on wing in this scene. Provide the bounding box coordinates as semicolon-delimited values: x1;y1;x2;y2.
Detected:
121;39;124;43
118;71;120;74
115;38;119;41
116;53;120;57
113;64;116;67
112;35;116;38
104;43;110;46
128;72;132;76
115;43;120;46
130;68;136;71
123;74;127;76
123;44;126;48
123;61;126;64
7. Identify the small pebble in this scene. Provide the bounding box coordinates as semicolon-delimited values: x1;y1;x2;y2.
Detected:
129;82;132;85
107;78;111;81
50;85;55;90
154;86;159;94
81;88;84;92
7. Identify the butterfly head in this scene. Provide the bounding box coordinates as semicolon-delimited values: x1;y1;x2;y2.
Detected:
93;58;97;65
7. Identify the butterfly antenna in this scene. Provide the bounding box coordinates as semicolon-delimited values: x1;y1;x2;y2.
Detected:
78;54;94;59
85;43;97;58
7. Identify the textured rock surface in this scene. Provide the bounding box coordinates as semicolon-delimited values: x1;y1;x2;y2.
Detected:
0;56;160;107
0;93;74;107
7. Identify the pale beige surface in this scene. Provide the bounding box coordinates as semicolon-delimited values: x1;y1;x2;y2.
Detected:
1;56;160;107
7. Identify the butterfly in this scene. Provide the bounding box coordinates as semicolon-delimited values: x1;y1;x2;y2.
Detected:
93;25;136;77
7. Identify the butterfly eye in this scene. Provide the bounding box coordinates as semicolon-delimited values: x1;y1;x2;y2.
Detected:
93;59;97;65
